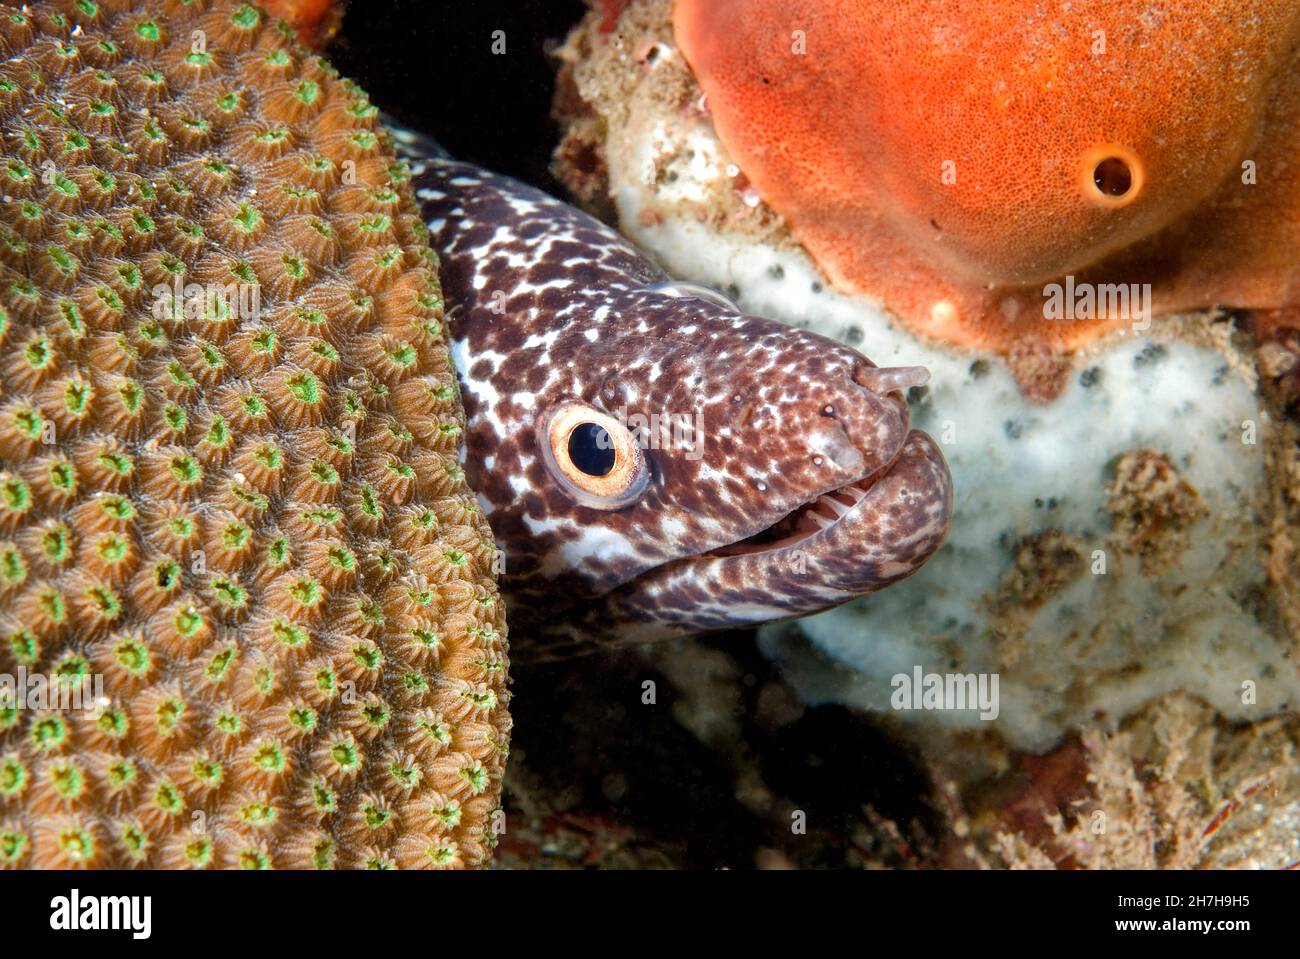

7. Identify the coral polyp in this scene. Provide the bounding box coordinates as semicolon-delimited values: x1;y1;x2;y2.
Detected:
0;0;508;868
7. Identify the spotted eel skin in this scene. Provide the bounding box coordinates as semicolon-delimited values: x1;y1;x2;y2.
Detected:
399;135;953;660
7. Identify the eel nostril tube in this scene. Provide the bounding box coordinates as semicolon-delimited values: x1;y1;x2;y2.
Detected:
854;364;930;395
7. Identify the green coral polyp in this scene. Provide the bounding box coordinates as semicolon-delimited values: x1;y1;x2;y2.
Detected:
114;637;151;676
183;838;213;867
314;667;337;697
287;371;321;404
97;709;128;739
205;417;231;447
309;460;339;484
214;711;242;736
96;533;129;562
23;337;51;371
265;536;290;566
2;478;32;514
1;831;27;865
85;584;122;619
57;829;95;862
173;607;204;637
1;549;26;587
230;484;268;510
434;802;462;829
411;628;440;652
37;589;67;623
169;455;202;485
363;804;392;829
155;697;186;736
270;615;308;647
167;362;197;389
289;707;318;732
359;486;383;518
6;630;37;665
459;762;488;795
119;826;149;859
358;696;387;727
191;759;223;787
418;717;450;746
13;409;42;440
51;174;78;200
427;843;457;867
221;523;250;549
154;782;184;815
164;516;192;540
52;655;89;685
251;742;285;774
30;716;68;752
232;203;261;232
106;760;137;790
205;646;235;682
0;757;28;797
330;741;359;772
253;665;275;695
327;546;356;571
62;379;91;416
210;574;245;605
311;780;337;813
239;802;276;827
49;762;86;800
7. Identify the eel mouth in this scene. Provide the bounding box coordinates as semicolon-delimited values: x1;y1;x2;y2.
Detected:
708;429;950;567
690;427;954;606
707;470;894;559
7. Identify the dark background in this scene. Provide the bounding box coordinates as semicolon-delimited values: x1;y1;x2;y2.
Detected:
330;0;588;192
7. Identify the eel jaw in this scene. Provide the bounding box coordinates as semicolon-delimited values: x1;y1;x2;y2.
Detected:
703;429;953;596
566;429;954;648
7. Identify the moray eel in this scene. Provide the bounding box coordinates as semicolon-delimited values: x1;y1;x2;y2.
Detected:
398;135;953;659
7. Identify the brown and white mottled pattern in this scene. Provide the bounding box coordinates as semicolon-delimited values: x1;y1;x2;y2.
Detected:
403;143;953;658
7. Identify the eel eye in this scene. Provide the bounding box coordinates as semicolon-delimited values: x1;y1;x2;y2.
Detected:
539;402;650;510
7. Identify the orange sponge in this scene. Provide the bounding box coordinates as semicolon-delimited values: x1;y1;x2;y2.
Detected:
675;0;1300;353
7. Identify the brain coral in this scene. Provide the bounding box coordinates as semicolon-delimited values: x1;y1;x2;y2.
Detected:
0;0;509;868
674;0;1300;355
